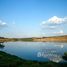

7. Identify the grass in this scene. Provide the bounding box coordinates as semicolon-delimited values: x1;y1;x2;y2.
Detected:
0;51;67;67
62;52;67;61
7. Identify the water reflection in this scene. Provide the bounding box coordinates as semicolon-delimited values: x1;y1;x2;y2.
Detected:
36;42;66;62
0;42;67;62
0;42;5;49
54;43;64;48
37;49;63;63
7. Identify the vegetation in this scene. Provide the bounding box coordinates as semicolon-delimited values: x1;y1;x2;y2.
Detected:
0;35;67;42
0;37;5;39
62;52;67;60
33;35;67;42
0;37;33;42
0;51;67;67
19;38;33;41
0;43;4;48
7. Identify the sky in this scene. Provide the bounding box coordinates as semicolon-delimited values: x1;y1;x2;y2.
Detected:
0;0;67;38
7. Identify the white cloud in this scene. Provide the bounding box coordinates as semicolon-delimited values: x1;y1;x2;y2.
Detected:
41;16;67;30
48;16;63;24
40;16;67;36
53;30;64;34
41;16;67;25
49;26;56;29
0;20;7;28
42;25;56;29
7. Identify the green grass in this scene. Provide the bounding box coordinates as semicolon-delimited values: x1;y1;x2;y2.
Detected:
0;51;67;67
62;52;67;61
19;38;33;41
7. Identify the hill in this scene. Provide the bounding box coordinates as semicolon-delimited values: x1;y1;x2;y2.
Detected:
0;35;67;42
33;35;67;42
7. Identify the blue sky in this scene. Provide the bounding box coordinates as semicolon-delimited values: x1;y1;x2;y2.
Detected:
0;0;67;38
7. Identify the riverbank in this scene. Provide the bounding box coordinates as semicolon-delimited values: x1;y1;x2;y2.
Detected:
33;35;67;42
0;38;33;42
0;51;67;67
0;35;67;42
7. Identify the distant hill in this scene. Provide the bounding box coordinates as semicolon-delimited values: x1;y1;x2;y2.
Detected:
0;37;5;39
33;35;67;42
0;35;67;42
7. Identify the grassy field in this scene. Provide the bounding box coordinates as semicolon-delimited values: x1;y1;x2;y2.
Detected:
0;51;67;67
0;38;33;42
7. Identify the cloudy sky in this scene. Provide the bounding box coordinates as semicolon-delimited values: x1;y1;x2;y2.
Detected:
0;0;67;38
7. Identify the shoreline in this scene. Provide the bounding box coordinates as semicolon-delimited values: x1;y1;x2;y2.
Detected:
0;35;67;42
0;51;67;67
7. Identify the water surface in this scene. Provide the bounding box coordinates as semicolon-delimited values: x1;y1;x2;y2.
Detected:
0;42;67;63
